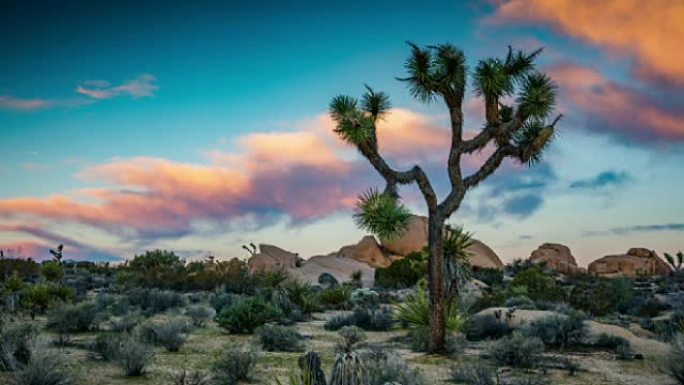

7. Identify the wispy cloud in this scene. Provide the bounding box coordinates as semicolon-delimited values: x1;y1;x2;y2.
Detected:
76;74;158;100
0;95;53;111
586;223;684;237
569;170;631;190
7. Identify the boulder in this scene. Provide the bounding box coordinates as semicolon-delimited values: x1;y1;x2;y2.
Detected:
336;235;392;268
380;215;504;269
469;239;505;269
292;254;375;288
381;215;429;257
529;243;585;275
247;244;302;273
588;248;672;278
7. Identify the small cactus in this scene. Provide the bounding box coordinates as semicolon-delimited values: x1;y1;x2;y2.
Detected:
330;351;368;385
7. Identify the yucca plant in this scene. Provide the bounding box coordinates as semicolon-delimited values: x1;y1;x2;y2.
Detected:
330;351;368;385
396;280;467;332
665;251;684;274
444;225;474;303
329;42;561;352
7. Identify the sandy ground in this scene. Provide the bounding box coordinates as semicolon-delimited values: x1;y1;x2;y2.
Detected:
0;314;675;385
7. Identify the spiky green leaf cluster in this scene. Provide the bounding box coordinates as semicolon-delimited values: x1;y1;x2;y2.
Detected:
665;251;684;272
361;84;391;120
513;120;555;166
517;72;557;119
353;189;411;242
329;95;375;146
398;42;466;103
473;48;542;99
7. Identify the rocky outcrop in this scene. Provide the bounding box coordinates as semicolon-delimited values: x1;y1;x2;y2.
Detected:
336;235;394;268
380;215;504;269
588;248;672;278
247;244;302;273
529;243;585;275
469;239;505;269
292;254;375;288
381;215;429;257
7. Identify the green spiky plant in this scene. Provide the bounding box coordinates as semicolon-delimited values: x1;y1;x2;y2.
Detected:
665;251;684;274
329;43;561;353
330;351;368;385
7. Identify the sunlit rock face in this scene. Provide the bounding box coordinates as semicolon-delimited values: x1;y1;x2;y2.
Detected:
380;215;504;270
529;243;586;275
588;248;672;278
246;244;302;273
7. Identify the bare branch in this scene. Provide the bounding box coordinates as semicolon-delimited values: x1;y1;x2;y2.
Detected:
463;144;521;189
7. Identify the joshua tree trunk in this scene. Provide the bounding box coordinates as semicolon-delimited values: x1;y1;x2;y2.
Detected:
427;213;446;352
329;43;561;353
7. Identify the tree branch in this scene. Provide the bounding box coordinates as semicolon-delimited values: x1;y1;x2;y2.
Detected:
463;144;521;189
359;142;439;211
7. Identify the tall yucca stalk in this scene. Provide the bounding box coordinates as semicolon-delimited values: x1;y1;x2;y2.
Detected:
329;43;561;353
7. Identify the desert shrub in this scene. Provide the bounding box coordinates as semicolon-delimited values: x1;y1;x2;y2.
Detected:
319;286;352;310
284;281;322;316
41;261;64;282
449;362;496;385
108;313;140;333
568;278;635;316
626;294;662;318
407;327;465;355
351;288;380;308
11;351;71;385
466;313;514;341
615;341;633;360
487;332;544;368
352;305;395;331
46;301;98;345
589;333;629;350
211;345;259;385
336;326;366;353
504;296;536;310
522;312;587;349
117;339;155;376
217;296;282;334
534;301;574;314
469;291;507;313
473;268;504;288
89;333;120;361
125;288;185;315
510;268;565;302
367;351;425;385
506;377;552;385
324;314;356;331
665;333;684;384
0;323;37;371
151;319;188;352
318;273;339;287
255;324;304;352
171;369;211;385
374;251;425;288
185;305;215;327
397;287;466;332
209;293;239;314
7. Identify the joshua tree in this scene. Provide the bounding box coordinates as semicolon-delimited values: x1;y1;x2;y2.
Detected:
665;251;684;273
49;243;64;263
329;43;561;352
242;243;257;256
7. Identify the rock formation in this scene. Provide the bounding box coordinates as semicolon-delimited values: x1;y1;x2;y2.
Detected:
529;243;585;275
588;248;672;278
247;244;302;273
336;235;395;268
380;215;504;269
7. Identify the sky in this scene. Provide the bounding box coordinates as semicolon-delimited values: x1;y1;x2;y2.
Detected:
1;0;683;266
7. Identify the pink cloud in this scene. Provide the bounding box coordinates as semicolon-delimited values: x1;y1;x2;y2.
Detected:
489;0;684;85
549;63;684;141
0;95;53;111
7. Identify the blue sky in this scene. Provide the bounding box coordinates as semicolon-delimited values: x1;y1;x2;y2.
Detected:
1;0;683;265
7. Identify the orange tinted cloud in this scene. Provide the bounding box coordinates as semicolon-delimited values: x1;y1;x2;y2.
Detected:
549;63;684;141
491;0;684;84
